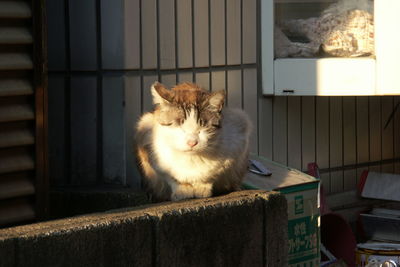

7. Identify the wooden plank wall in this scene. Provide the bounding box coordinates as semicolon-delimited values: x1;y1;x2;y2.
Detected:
47;0;400;195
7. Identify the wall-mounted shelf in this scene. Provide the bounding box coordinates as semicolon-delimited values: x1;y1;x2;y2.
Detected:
261;0;400;96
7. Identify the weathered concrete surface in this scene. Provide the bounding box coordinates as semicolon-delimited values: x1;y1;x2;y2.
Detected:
265;192;289;267
0;190;287;267
0;214;153;267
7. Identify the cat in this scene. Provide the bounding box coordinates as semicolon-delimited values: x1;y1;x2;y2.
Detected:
135;82;252;201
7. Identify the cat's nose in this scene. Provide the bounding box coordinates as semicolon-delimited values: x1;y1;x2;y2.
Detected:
187;139;198;148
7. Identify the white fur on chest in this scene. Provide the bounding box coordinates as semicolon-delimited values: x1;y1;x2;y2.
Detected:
154;141;229;184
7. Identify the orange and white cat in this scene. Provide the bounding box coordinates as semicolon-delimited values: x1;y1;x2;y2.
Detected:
135;82;252;201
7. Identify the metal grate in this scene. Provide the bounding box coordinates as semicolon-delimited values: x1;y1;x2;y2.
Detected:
45;0;400;197
46;0;258;188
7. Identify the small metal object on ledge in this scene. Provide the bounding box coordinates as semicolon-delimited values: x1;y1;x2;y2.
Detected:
248;159;272;176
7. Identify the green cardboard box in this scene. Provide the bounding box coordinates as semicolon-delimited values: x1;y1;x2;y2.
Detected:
244;156;320;267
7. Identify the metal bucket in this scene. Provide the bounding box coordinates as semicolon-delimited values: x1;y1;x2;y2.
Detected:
356;243;400;267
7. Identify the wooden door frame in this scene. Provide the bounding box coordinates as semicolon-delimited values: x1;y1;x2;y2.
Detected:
32;0;49;220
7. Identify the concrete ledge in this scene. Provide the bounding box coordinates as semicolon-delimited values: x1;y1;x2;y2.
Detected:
0;190;288;267
49;187;149;219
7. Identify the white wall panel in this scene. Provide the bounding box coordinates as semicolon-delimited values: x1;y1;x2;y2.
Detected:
211;71;225;92
141;0;157;69
124;0;141;69
193;0;209;67
242;0;257;64
46;0;66;71
227;70;242;109
102;76;126;184
243;69;258;154
301;97;315;171
70;76;98;184
210;0;225;66
343;97;357;190
177;0;193;68
315;97;330;192
124;75;142;188
273;97;287;165
195;72;210;91
287;97;301;170
48;76;66;185
226;0;241;65
159;0;176;69
69;0;97;70
100;0;124;69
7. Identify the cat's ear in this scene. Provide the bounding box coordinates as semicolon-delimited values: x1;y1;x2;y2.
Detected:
151;82;173;105
208;90;225;112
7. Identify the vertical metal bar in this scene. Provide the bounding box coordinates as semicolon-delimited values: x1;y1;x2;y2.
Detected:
139;0;144;113
156;0;161;81
328;97;331;193
65;75;71;186
392;97;396;164
240;0;244;109
191;0;195;82
64;0;71;72
286;96;289;167
380;96;383;171
341;96;345;191
208;0;212;90
96;0;103;70
174;0;178;82
64;0;72;186
367;96;371;169
355;97;358;174
300;96;303;171
96;0;103;185
139;0;143;71
314;97;317;172
256;0;261;155
256;0;261;94
224;0;228;105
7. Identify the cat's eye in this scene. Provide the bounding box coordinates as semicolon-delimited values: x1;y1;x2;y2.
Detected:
160;122;173;126
211;124;220;129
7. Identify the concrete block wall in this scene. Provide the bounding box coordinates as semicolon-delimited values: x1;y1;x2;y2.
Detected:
0;190;287;267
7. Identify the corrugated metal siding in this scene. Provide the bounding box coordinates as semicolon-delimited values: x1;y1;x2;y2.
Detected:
259;96;400;194
47;0;400;195
0;0;48;227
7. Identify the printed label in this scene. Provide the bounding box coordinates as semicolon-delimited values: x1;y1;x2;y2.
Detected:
288;216;319;265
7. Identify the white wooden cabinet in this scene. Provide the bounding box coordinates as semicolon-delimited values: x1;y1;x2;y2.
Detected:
261;0;400;96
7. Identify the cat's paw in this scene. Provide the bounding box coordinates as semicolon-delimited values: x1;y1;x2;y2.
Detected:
193;183;213;198
171;184;194;201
